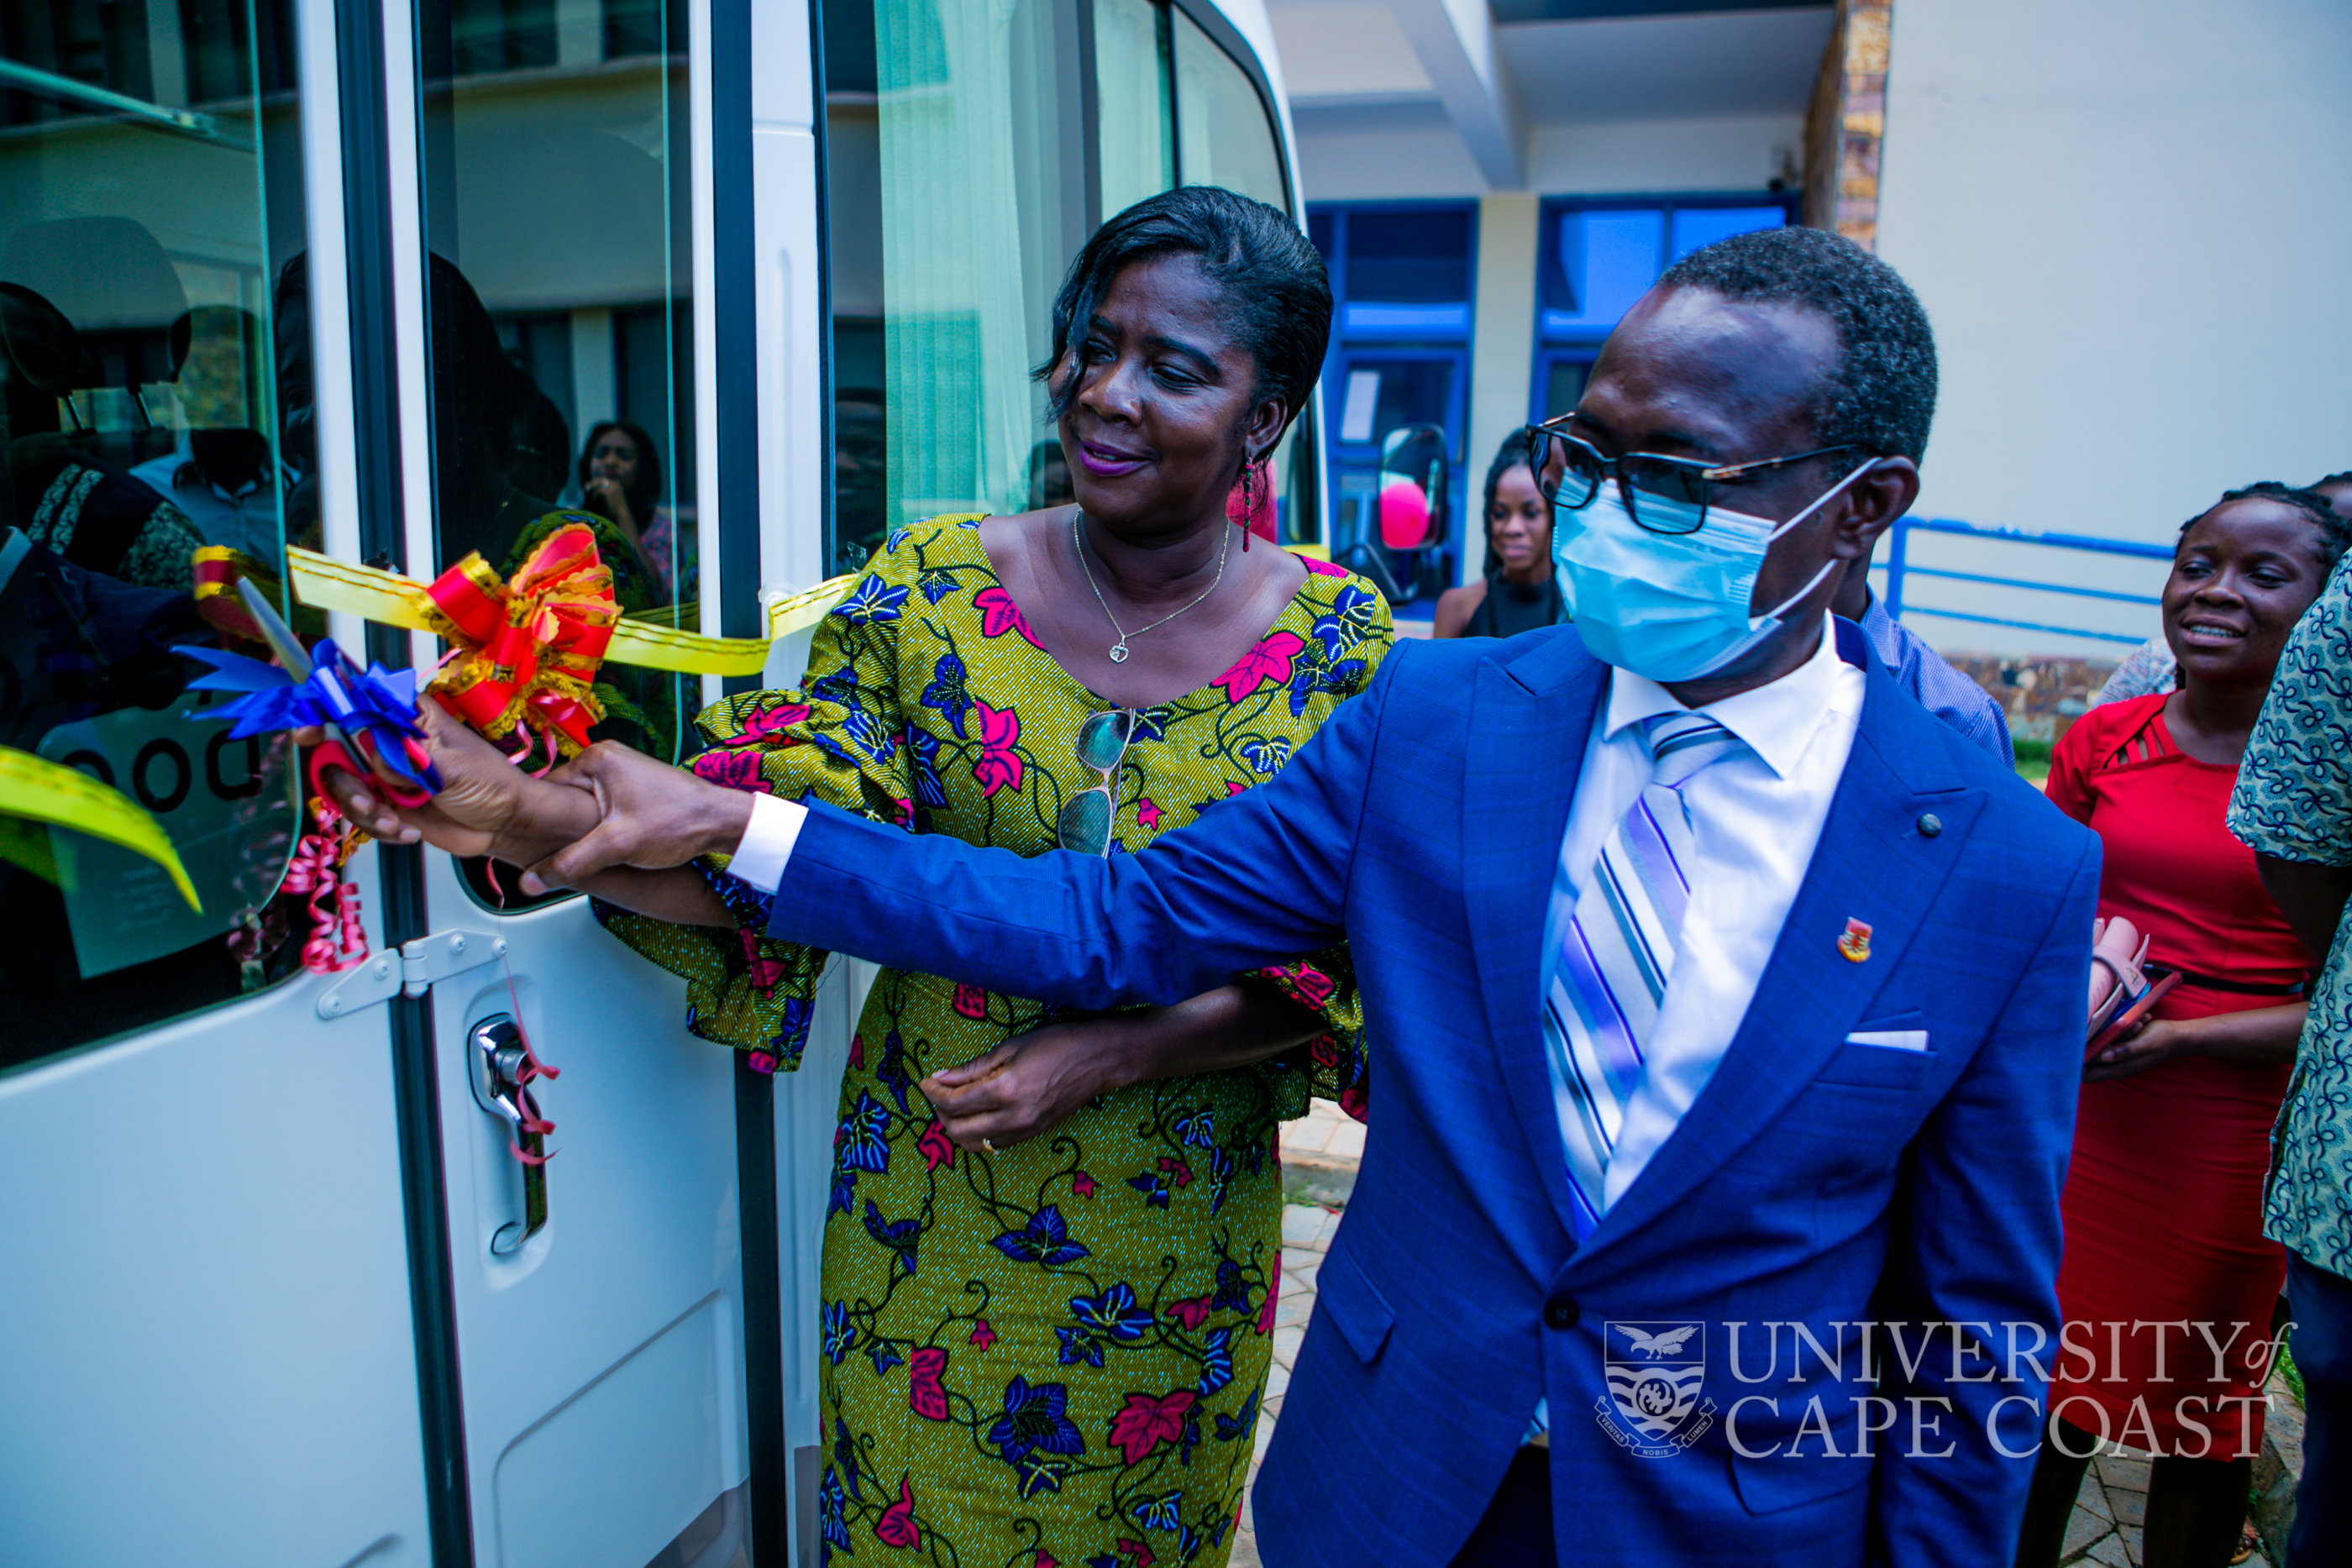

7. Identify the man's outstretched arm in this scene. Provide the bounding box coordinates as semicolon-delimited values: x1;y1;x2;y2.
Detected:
545;642;1407;1013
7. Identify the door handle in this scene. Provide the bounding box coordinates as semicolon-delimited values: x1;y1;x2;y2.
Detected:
468;1015;549;1256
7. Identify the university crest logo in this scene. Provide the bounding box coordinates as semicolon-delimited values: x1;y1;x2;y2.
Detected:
1593;1320;1716;1457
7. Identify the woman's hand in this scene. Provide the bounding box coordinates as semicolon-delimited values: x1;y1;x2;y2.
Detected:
303;702;592;860
917;1016;1137;1152
914;978;1329;1152
2085;1016;2185;1082
519;742;755;894
584;475;641;543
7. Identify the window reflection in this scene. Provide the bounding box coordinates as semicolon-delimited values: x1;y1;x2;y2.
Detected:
413;0;698;784
826;0;1315;563
0;0;310;1060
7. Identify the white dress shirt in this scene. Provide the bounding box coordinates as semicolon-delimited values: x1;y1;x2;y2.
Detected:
728;790;806;893
1543;613;1865;1211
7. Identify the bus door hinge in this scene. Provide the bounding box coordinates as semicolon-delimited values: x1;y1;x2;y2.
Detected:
316;930;508;1018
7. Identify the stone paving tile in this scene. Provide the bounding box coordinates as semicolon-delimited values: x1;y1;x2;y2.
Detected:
2094;1451;2152;1492
2084;1533;2134;1568
2061;1504;2109;1560
1282;1101;1364;1157
1234;1201;1338;1568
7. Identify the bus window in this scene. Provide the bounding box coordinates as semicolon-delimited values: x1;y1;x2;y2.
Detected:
1170;4;1314;545
412;0;699;790
0;0;312;1064
825;0;1311;568
1172;7;1284;209
1095;0;1174;226
865;0;1092;544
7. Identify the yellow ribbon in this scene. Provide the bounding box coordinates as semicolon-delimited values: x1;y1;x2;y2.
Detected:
287;548;856;676
0;747;202;910
767;574;861;639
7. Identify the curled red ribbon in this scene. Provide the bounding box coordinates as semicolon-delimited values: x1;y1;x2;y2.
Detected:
281;799;367;973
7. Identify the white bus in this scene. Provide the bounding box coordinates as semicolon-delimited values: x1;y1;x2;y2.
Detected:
0;0;1323;1561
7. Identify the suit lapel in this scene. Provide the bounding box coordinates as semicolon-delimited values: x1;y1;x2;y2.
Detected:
1463;636;1604;1241
1583;658;1989;1251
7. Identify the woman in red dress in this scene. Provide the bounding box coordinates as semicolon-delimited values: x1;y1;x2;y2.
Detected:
2016;484;2351;1568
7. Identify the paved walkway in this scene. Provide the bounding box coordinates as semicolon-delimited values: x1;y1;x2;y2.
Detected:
1235;1104;2299;1568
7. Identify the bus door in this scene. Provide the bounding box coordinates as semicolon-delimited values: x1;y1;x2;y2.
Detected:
0;2;433;1561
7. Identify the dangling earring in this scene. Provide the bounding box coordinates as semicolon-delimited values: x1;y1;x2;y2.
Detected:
1240;456;1257;550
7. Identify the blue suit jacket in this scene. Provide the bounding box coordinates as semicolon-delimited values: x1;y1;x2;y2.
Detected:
765;620;2100;1567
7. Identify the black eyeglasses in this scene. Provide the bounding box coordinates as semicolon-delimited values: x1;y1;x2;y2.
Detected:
1057;707;1138;857
1525;415;1859;537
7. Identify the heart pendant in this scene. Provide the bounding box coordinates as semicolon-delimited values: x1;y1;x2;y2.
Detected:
1108;643;1129;663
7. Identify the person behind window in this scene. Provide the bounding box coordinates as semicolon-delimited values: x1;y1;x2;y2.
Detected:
1431;427;1562;638
507;386;574;514
127;306;285;563
575;419;679;600
1026;436;1074;511
832;387;888;573
425;255;557;572
321;186;1386;1568
2014;483;2349;1568
0;282;203;593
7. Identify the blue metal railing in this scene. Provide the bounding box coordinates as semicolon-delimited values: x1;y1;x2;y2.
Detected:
1883;517;2174;646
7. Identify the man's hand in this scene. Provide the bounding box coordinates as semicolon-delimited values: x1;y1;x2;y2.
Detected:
917;1017;1139;1151
520;742;755;894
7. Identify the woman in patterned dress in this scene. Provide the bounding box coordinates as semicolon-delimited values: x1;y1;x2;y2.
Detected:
323;186;1388;1568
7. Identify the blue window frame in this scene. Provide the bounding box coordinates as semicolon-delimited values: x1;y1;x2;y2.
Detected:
1530;192;1795;427
1309;202;1477;610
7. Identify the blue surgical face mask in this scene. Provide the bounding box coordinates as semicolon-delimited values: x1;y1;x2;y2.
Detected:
1551;463;1872;683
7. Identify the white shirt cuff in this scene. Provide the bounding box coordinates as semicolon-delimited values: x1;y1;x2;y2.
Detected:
726;791;806;894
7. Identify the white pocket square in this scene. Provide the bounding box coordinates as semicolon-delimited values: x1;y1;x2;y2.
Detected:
1845;1029;1929;1052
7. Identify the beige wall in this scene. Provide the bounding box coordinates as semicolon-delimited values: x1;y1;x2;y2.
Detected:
1876;0;2352;654
1463;192;1537;583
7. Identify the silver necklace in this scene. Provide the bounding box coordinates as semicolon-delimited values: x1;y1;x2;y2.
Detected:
1071;506;1229;663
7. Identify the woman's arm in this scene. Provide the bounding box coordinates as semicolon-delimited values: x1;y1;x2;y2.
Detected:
917;977;1326;1151
1429;580;1484;639
2084;1000;2307;1082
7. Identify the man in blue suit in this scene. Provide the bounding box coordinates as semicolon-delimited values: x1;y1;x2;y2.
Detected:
344;228;2100;1565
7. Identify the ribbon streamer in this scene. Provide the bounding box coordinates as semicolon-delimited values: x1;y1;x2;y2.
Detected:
182;639;441;796
417;524;617;758
766;574;861;641
192;546;277;644
0;745;202;910
287;541;831;676
278;798;368;973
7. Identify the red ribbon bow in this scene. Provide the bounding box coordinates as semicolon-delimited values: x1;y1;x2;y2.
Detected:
419;523;618;758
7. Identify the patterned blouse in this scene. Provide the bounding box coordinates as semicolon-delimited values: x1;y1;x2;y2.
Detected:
595;516;1390;1566
2229;552;2352;1276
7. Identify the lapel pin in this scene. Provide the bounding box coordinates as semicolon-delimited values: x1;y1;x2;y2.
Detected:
1917;812;1944;837
1837;917;1873;963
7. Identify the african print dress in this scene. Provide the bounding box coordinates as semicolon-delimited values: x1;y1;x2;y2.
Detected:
596;516;1389;1567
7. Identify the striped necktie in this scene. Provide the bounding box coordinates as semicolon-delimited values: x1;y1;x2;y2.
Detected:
1541;711;1744;1239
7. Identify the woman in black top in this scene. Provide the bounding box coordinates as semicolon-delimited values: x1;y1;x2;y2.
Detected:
1432;427;1564;638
